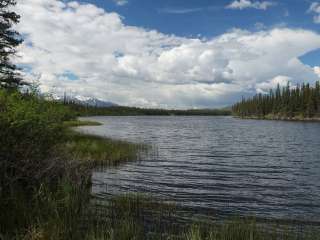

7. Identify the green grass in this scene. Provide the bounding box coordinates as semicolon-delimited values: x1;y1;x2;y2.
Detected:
183;221;320;240
79;194;320;240
64;130;144;167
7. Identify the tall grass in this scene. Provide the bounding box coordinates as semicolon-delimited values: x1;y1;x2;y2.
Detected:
64;131;145;167
184;220;320;240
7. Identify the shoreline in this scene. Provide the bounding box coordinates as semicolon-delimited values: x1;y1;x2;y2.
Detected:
233;115;320;122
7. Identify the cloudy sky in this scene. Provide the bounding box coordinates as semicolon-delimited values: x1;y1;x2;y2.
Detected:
14;0;320;108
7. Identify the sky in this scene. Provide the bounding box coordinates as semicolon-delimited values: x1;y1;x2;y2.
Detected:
14;0;320;109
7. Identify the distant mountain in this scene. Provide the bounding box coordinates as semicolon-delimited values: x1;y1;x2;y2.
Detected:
80;98;117;107
55;95;118;108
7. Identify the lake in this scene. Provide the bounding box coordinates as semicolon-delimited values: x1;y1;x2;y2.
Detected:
78;116;320;223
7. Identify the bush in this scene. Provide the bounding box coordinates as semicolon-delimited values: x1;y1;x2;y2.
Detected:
0;90;75;190
0;90;88;238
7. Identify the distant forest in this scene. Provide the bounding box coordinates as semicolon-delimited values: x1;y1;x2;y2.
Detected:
232;81;320;119
64;102;231;116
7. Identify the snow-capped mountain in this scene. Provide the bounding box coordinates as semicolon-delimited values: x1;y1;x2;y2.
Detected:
80;97;117;107
55;95;118;107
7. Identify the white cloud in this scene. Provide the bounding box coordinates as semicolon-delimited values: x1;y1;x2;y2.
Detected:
314;66;320;77
159;7;203;14
226;0;275;10
308;2;320;24
256;75;291;93
113;0;128;6
13;0;320;108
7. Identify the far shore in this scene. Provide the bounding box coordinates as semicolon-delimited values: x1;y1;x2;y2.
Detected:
234;115;320;122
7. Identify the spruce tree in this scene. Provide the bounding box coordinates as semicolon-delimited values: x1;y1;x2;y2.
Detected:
232;81;320;119
0;0;23;89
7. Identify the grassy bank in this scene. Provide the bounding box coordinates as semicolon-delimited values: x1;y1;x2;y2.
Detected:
1;90;319;239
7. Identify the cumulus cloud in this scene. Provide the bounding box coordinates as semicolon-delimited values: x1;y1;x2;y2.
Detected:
13;0;320;108
308;2;320;24
226;0;275;10
256;75;291;93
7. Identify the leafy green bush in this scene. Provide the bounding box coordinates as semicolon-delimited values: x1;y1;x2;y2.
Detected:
0;90;85;238
0;90;75;189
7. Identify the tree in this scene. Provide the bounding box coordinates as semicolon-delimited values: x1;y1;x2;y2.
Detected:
0;0;23;89
232;81;320;119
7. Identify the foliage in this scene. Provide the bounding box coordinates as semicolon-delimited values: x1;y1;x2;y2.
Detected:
0;90;85;239
232;81;320;119
0;90;76;189
0;0;23;89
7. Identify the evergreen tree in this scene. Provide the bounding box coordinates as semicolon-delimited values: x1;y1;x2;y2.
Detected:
0;0;23;89
232;81;320;119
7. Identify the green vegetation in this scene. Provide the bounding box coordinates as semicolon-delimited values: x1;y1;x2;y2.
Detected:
0;89;82;239
65;131;144;167
183;221;320;240
0;89;143;239
232;82;320;120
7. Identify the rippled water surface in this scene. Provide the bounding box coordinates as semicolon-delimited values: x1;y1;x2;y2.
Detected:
79;116;320;222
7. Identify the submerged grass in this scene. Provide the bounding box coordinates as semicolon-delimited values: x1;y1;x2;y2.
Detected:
183;221;320;240
83;194;178;240
77;194;320;240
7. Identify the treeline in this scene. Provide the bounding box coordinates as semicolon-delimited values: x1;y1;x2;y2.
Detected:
63;101;231;116
232;81;320;119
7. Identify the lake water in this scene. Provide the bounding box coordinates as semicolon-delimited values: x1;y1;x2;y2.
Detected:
78;116;320;223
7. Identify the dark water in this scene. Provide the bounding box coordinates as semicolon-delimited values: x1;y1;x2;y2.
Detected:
79;116;320;223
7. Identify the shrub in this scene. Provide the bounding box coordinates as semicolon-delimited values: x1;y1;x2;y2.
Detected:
0;90;75;190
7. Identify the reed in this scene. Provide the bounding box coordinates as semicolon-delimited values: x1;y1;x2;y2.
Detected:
64;130;145;167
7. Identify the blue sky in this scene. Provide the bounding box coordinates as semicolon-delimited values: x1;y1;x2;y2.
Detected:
85;1;316;34
83;0;320;66
14;0;320;108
